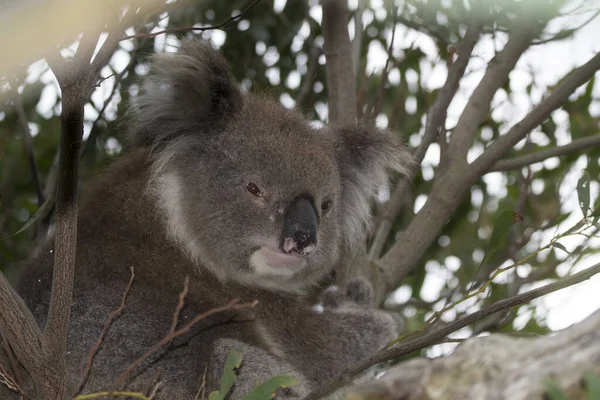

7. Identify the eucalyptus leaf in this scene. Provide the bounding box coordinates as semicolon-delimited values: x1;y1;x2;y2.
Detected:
219;349;243;397
240;376;299;400
208;392;222;400
582;371;600;399
551;242;569;255
0;197;51;241
542;379;570;400
577;171;591;217
472;210;522;285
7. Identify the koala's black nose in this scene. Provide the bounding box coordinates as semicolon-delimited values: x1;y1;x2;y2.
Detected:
281;197;318;256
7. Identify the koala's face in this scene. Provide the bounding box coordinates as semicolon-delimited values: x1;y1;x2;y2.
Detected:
161;99;342;290
131;40;411;292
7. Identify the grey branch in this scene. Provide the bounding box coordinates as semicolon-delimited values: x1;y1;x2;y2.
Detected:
447;24;543;159
303;262;600;400
368;23;482;263
351;0;366;78
346;309;600;400
321;0;357;124
473;52;600;175
0;273;44;390
491;134;600;172
40;79;85;398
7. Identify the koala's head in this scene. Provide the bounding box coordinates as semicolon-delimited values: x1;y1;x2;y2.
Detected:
128;40;412;293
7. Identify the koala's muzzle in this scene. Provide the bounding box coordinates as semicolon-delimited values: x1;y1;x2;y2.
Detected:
281;197;318;256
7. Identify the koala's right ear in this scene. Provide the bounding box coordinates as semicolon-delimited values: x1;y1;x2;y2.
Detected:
127;39;243;149
333;123;414;253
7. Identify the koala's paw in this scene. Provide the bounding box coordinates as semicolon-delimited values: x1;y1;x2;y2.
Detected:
345;276;374;306
320;276;373;309
319;277;404;341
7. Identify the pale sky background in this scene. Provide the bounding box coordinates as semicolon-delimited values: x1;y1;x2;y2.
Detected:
21;0;600;351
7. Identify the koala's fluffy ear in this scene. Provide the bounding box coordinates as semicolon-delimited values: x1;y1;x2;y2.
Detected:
127;39;243;149
333;124;414;252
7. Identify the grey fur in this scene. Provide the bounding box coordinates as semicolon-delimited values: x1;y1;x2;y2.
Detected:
9;40;412;399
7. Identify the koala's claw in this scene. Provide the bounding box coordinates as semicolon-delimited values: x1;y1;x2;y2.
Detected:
345;276;374;306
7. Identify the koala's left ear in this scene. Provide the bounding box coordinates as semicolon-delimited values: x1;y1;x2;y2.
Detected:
332;123;414;251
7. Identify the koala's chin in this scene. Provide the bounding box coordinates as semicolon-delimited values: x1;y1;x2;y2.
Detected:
249;247;308;277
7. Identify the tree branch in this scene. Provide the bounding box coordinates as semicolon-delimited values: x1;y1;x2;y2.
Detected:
473;52;600;175
40;77;85;397
491;134;600;172
351;0;366;77
368;23;482;262
322;0;357;124
0;272;44;393
447;23;543;160
303;262;600;400
13;89;44;206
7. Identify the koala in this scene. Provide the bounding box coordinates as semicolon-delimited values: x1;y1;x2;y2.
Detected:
9;40;411;399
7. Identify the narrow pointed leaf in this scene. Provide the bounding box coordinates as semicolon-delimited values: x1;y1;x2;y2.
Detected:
0;197;51;241
577;171;591;217
551;242;569;255
240;376;299;400
219;349;243;397
583;371;600;398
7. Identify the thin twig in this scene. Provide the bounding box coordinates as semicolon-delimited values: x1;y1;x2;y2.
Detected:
0;362;18;394
74;267;136;397
0;329;23;396
169;276;189;334
367;6;399;119
12;90;44;206
490;134;600;172
120;0;262;41
74;391;150;400
302;262;600;400
113;299;258;389
194;366;208;400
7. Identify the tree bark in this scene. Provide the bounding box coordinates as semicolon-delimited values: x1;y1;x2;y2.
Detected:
345;310;600;400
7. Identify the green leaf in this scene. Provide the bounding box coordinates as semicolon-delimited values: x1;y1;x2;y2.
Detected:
219;349;244;398
582;371;600;398
0;197;51;241
577;171;591;217
542;379;569;400
240;376;299;400
472;210;523;284
208;392;222;400
551;242;569;255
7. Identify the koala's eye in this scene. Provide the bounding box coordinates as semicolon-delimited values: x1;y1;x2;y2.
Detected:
246;182;263;197
321;199;333;214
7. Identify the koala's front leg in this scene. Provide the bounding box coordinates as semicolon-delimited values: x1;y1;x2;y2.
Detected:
318;276;404;363
208;338;307;399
